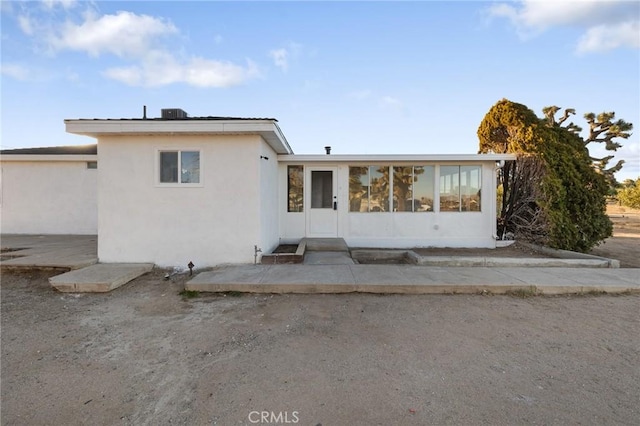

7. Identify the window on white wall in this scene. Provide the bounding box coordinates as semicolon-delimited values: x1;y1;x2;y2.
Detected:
439;165;481;212
369;166;389;212
393;166;434;212
159;150;200;184
287;165;304;212
350;165;434;213
460;165;481;212
348;166;390;212
349;166;369;212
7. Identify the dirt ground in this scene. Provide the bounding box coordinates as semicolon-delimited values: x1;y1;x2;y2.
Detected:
589;204;640;268
1;208;639;425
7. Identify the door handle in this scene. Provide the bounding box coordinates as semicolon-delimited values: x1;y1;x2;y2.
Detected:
333;201;337;210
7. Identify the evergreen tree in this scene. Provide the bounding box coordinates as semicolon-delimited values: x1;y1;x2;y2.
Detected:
477;98;627;252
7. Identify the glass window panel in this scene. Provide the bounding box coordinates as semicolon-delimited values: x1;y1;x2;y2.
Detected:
393;166;413;212
413;166;434;212
287;165;304;212
311;171;333;208
461;165;481;211
439;166;460;212
160;151;178;183
349;167;369;212
369;166;389;212
180;151;200;183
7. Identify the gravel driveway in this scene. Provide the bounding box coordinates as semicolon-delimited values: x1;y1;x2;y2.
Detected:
2;269;638;425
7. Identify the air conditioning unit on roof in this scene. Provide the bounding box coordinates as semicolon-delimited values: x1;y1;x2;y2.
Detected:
161;108;188;119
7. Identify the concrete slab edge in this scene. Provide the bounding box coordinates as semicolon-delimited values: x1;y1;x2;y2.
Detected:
352;249;614;268
185;282;640;295
518;242;620;268
1;258;97;271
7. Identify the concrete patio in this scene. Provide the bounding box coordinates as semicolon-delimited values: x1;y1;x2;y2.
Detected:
0;234;98;270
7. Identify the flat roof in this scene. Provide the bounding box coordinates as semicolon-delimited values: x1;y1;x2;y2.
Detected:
1;144;97;155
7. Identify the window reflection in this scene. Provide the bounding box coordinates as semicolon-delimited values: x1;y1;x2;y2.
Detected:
439;165;481;212
287;166;304;212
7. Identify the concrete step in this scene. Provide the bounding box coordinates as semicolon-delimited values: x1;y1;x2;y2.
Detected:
302;238;349;252
303;251;355;265
49;263;153;293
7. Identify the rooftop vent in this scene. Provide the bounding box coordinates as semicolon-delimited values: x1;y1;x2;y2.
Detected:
161;108;188;119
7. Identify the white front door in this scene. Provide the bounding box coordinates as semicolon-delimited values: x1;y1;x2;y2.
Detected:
307;167;338;237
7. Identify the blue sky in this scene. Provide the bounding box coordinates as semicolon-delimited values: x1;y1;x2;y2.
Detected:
2;0;639;180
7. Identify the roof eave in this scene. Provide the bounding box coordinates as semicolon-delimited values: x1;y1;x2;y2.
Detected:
0;154;97;162
277;154;518;162
64;119;293;155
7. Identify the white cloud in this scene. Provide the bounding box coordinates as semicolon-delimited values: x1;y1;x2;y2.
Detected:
49;10;178;58
577;21;640;53
184;57;260;88
42;0;78;10
615;140;640;180
487;0;640;53
1;63;31;80
12;6;262;88
268;42;302;72
103;51;260;88
269;48;289;72
18;15;34;35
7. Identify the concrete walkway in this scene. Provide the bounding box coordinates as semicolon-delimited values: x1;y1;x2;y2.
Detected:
186;264;640;295
3;235;639;295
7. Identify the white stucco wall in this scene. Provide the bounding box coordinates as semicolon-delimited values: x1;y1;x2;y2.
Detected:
279;161;499;248
259;141;280;257
0;158;97;234
97;134;266;267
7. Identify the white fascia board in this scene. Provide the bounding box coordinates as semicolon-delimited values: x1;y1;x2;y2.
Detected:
65;120;228;135
65;119;293;154
277;154;517;163
0;154;97;162
258;124;293;155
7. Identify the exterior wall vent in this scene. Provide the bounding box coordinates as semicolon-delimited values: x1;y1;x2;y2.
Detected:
161;108;188;119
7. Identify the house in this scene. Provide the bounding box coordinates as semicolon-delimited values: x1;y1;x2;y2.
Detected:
4;108;515;267
0;145;98;234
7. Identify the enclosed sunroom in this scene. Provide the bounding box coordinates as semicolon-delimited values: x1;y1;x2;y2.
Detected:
278;154;514;249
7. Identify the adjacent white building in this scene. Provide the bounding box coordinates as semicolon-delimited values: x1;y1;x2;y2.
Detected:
2;108;515;267
0;145;98;234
